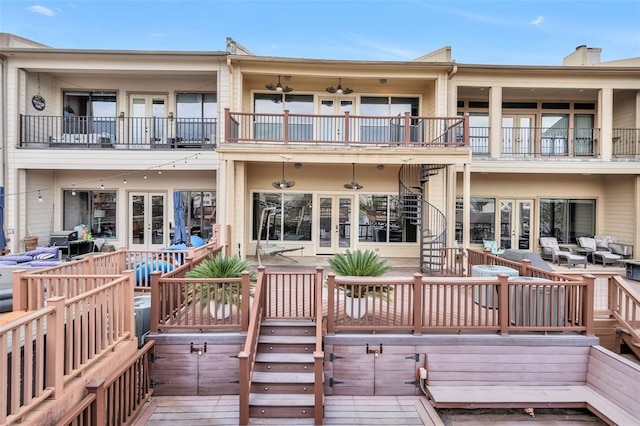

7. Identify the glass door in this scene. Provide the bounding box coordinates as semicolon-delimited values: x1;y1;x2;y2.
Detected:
502;115;535;155
499;200;532;250
317;195;353;255
319;97;354;142
130;94;167;146
129;192;166;249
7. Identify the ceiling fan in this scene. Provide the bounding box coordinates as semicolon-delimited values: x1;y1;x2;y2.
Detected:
272;162;295;189
326;78;353;95
265;75;293;93
343;163;363;190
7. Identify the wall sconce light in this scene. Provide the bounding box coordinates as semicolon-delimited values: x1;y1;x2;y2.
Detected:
168;112;174;120
37;190;43;202
326;78;353;95
119;111;125;119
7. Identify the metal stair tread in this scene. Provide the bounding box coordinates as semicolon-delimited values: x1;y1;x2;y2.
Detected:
258;335;316;344
253;371;315;383
255;353;314;363
249;393;315;406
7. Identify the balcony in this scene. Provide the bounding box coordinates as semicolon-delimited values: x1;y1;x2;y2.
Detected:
613;128;640;158
20;115;217;150
469;126;601;158
223;110;469;147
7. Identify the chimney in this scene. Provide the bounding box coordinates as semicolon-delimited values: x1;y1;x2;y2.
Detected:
563;45;602;66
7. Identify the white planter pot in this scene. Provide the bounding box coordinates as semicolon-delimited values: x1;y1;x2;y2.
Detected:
345;295;367;319
210;302;232;319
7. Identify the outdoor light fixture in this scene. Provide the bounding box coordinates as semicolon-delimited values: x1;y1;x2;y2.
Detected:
265;75;293;93
272;162;295;189
326;78;353;95
343;163;363;190
37;190;43;202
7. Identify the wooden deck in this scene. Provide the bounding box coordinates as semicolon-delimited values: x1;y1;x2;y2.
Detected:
133;395;444;425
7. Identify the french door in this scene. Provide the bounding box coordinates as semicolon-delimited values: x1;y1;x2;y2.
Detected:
130;94;167;146
317;195;354;255
318;97;354;142
499;200;533;250
502;115;535;155
129;192;166;250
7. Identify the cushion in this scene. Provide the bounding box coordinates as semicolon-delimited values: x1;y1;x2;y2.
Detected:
29;260;62;267
1;255;34;263
190;235;207;248
34;252;56;260
0;260;18;266
25;246;59;258
594;235;617;248
578;237;597;251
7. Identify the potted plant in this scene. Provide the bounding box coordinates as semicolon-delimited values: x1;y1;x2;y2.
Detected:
185;254;253;319
328;249;391;318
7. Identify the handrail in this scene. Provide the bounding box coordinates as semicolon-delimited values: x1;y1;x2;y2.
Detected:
608;275;640;347
238;266;266;426
313;266;325;426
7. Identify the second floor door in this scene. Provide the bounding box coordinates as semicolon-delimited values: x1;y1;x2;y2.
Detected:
502;115;535;156
319;97;355;142
130;94;167;146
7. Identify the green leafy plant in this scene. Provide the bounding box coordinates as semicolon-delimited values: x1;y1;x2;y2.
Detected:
185;254;253;306
328;249;391;298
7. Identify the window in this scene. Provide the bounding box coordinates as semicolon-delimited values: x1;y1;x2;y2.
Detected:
252;193;313;241
63;190;117;239
254;94;313;140
541;114;569;155
468;113;489;154
62;91;117;137
176;93;217;143
358;194;417;243
456;197;496;244
185;191;216;241
539;199;595;244
360;97;420;143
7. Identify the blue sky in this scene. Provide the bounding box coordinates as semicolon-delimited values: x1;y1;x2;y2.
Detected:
1;1;639;65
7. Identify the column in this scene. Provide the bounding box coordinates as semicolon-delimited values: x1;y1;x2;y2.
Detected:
489;86;503;158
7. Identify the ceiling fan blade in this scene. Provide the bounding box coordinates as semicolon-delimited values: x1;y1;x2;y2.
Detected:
343;88;354;94
326;86;336;93
283;86;293;93
265;83;276;90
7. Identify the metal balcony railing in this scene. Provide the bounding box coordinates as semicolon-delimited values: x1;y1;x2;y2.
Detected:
224;109;469;147
20;115;217;150
613;128;640;158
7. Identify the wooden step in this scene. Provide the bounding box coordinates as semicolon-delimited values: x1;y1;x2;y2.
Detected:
261;319;315;327
255;353;314;364
253;371;315;384
258;335;316;345
249;393;316;418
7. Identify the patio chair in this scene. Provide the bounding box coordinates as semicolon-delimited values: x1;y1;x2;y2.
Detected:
539;237;587;268
482;239;505;256
577;237;622;266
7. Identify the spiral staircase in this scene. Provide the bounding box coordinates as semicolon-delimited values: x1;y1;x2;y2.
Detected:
398;163;447;274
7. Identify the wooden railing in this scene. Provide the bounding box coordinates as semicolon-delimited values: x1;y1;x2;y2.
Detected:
56;341;154;426
1;273;134;425
325;272;595;335
224;109;469;147
312;267;324;426
608;275;640;351
238;266;267;426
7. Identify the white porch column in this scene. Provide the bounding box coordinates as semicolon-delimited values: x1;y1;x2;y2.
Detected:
489;86;503;158
599;88;613;160
463;163;471;249
446;165;456;246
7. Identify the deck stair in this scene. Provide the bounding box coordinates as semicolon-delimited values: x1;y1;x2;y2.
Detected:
249;319;320;420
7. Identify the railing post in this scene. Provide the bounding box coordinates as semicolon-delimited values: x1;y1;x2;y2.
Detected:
343;111;350;144
283;109;289;144
404;112;411;144
521;259;532;277
483;249;490;265
497;274;509;335
83;254;96;274
607;275;617;313
124;269;136;340
12;269;28;311
583;274;595;336
150;271;161;333
46;296;65;397
326;274;335;335
463;113;470;146
86;379;106;426
224;108;230;142
412;273;423;335
238;350;249;426
241;271;250;332
315;266;324;318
